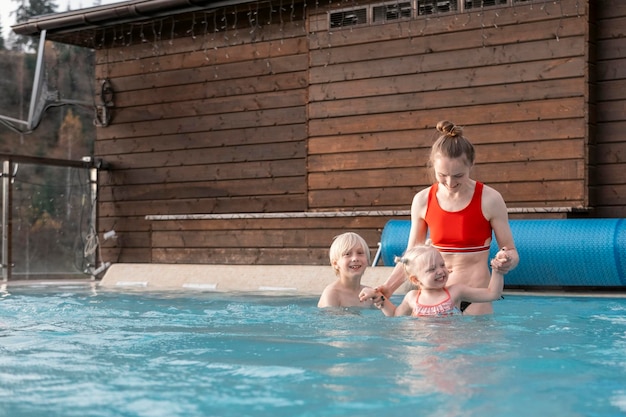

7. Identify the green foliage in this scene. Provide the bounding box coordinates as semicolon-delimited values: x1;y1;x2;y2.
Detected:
0;21;5;50
12;164;93;274
12;0;59;50
0;44;95;155
0;27;97;276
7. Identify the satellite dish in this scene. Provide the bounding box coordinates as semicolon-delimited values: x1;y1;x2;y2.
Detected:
26;32;58;131
0;30;95;133
0;30;49;133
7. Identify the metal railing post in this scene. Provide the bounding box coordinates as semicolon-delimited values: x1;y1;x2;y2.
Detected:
2;160;13;281
89;163;99;273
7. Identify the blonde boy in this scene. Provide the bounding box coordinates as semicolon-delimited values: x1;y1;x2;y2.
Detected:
318;232;376;308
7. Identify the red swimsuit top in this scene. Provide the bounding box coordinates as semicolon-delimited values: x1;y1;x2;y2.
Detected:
424;182;492;253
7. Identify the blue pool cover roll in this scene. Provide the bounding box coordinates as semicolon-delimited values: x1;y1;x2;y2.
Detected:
379;219;626;287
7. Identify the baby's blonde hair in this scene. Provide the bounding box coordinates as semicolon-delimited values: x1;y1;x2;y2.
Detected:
394;243;441;284
329;232;371;274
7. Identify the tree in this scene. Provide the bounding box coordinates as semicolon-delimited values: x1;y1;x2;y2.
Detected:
12;0;58;51
0;21;5;50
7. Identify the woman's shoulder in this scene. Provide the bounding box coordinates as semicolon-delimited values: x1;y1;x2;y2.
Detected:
480;183;507;206
412;186;432;204
480;182;504;198
480;183;508;219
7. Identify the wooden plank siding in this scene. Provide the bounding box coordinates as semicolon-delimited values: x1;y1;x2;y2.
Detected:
96;16;311;263
592;0;626;217
89;0;621;266
149;216;388;264
308;1;589;212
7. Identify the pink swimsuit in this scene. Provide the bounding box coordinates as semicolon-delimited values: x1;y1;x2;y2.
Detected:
412;288;461;317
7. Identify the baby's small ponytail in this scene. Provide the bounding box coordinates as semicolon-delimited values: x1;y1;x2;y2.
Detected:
394;255;408;266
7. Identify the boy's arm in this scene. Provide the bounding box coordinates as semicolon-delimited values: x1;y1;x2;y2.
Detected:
317;287;339;308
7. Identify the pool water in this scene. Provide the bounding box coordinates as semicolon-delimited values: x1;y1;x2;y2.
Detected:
0;285;625;417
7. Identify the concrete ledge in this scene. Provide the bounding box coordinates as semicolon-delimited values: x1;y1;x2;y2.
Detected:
99;263;398;295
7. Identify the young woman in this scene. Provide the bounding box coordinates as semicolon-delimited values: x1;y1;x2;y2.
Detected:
361;121;518;314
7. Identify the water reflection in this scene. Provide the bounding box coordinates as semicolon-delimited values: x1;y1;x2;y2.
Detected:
314;307;511;415
382;316;511;415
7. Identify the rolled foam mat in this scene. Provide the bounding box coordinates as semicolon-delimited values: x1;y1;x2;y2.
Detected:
379;219;626;287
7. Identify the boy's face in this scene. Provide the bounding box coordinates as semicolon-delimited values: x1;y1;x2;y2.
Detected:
332;244;368;278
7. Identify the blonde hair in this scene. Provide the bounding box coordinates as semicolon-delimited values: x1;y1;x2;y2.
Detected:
394;244;441;285
430;120;476;167
329;232;371;273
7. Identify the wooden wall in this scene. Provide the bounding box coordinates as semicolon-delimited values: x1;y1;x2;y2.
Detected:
90;0;623;266
96;9;316;263
307;0;589;212
592;0;626;217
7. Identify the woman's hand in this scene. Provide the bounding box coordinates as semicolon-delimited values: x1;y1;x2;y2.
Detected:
372;292;386;309
491;247;517;273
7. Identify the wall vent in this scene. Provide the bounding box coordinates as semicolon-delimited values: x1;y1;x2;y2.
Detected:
328;0;516;27
329;8;368;28
417;0;457;15
464;0;507;9
373;2;413;22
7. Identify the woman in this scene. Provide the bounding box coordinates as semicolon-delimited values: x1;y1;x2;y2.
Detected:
361;120;519;315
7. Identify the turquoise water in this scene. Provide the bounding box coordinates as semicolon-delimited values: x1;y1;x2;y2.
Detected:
0;284;625;417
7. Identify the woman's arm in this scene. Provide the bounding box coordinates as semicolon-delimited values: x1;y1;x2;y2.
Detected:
374;189;430;298
374;263;406;299
483;186;519;273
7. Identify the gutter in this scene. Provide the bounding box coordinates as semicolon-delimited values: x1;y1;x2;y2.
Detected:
12;0;256;37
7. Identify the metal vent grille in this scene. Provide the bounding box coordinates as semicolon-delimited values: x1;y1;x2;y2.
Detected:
373;2;413;22
329;8;368;28
417;0;458;15
464;0;508;9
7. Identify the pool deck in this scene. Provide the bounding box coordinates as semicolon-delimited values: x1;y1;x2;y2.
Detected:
2;263;625;298
97;263;399;294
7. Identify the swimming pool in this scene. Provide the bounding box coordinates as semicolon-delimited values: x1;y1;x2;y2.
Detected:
0;284;624;417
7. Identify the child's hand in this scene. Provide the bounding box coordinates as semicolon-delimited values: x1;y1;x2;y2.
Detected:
360;284;391;300
491;247;514;273
359;287;378;302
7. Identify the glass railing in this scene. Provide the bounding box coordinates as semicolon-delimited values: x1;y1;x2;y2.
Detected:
0;154;102;281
